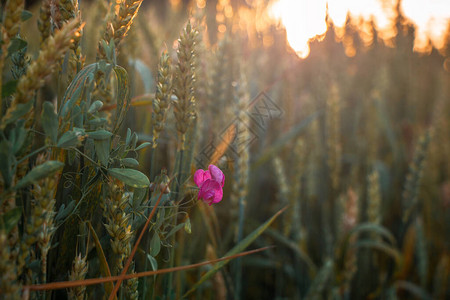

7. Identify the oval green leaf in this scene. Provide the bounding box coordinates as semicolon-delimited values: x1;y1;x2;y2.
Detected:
121;158;139;168
108;168;150;188
88;129;113;140
150;233;161;257
15;161;64;190
57;131;81;148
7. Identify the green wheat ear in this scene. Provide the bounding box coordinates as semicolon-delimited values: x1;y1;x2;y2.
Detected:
68;253;89;300
38;0;52;45
173;20;199;151
367;169;382;225
57;0;84;76
402;130;431;222
231;73;251;299
0;231;21;298
98;0;144;59
288;137;307;241
152;52;172;149
102;183;135;275
2;0;25;50
326;82;342;191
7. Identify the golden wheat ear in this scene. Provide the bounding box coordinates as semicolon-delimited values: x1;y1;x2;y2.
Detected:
1;18;84;130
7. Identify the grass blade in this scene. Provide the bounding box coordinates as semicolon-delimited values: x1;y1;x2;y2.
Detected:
183;206;287;297
87;222;114;298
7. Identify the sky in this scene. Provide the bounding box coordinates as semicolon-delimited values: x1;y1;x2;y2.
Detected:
269;0;450;58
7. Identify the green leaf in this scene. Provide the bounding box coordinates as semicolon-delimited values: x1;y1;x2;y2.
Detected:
21;10;33;21
100;39;115;62
2;80;18;98
11;120;27;154
72;105;83;128
122;158;139;167
135;142;152;151
41;102;59;143
130;132;138;149
154;209;165;230
108;168;150;188
305;259;334;299
125;128;132;146
149;192;170;207
59;62;129;134
356;240;402;265
88;130;113;140
7;38;27;57
86;117;107;126
111;66;130;133
132;188;147;208
88;100;103;114
0;207;22;234
349;223;397;246
60;63;98;116
57;129;85;148
150;233;161;257
147;254;158;273
184;207;287;297
15;161;64;190
94;139;110;166
55;200;76;222
61;84;83;117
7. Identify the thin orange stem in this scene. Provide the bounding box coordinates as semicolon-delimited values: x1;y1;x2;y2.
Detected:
23;247;273;292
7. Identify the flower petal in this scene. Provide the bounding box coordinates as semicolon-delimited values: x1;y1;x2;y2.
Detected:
194;169;211;187
198;179;223;205
208;164;225;187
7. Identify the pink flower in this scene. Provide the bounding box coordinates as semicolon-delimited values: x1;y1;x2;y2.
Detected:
194;164;225;205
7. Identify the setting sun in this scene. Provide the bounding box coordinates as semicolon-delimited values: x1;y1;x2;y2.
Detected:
270;0;328;58
269;0;450;58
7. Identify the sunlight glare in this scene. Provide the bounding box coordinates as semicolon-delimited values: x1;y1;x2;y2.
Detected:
270;0;328;58
269;0;450;58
